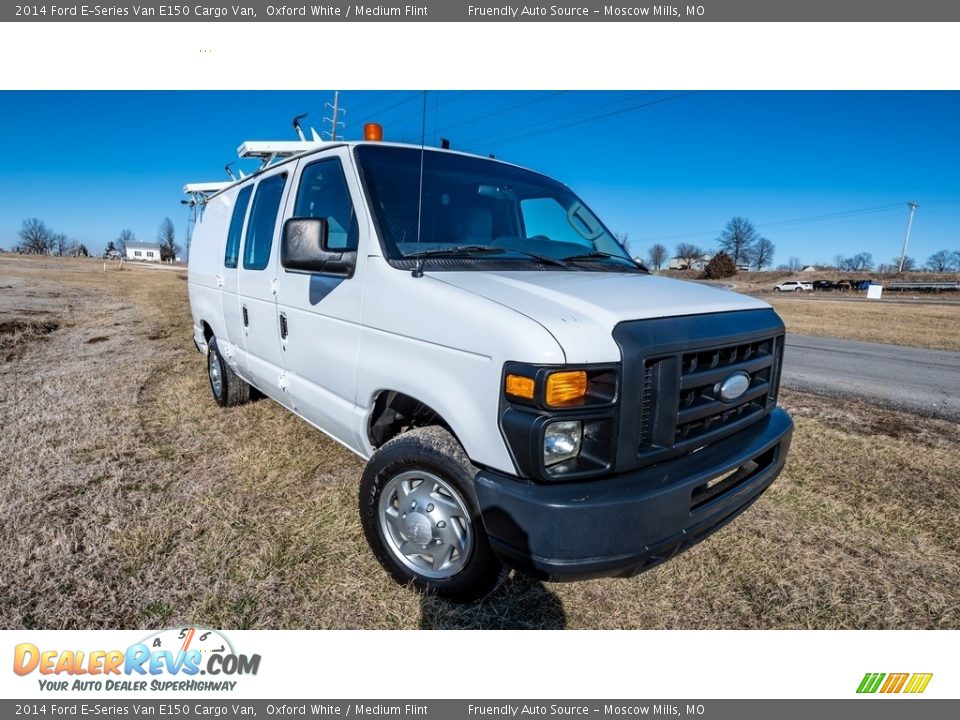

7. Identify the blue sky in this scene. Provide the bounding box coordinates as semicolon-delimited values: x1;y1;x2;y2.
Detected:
0;90;956;266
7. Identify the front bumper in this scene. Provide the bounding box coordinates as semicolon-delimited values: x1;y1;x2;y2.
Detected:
475;408;793;581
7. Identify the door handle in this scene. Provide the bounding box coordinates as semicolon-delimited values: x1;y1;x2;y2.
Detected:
242;306;249;327
279;313;288;339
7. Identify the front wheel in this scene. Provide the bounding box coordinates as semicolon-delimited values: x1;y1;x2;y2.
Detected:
773;287;781;292
359;426;503;602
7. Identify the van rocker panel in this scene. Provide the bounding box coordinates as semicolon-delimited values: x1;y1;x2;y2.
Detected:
474;407;793;581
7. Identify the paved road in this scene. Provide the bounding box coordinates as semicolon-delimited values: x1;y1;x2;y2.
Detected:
782;334;960;421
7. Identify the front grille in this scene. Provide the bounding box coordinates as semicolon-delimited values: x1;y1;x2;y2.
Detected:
674;337;776;448
613;309;786;472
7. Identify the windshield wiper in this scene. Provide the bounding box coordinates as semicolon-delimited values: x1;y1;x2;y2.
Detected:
561;251;645;269
402;245;505;259
499;248;569;268
403;245;569;268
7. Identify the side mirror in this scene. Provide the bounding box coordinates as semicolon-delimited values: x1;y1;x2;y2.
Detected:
281;217;356;277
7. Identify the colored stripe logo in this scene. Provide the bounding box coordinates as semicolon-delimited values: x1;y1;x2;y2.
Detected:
857;672;933;694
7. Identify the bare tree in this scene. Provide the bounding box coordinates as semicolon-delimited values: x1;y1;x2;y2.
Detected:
893;256;916;272
50;232;70;256
117;229;136;254
716;217;759;267
675;242;705;270
926;249;953;272
647;243;668;271
16;217;53;254
752;237;775;270
157;217;180;261
76;243;90;258
844;252;874;271
832;253;845;270
787;256;802;272
950;250;960;270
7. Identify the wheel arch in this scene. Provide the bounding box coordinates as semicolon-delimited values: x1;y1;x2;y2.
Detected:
367;390;466;453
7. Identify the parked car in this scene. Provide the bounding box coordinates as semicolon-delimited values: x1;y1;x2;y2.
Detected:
773;280;813;292
187;130;793;601
812;279;836;291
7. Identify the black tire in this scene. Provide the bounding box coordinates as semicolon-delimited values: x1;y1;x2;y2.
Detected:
207;336;250;408
773;287;781;292
360;426;503;602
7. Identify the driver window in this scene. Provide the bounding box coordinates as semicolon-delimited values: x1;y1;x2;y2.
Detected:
294;158;359;251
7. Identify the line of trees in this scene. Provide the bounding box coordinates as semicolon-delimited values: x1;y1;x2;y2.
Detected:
14;218;89;257
640;217;777;275
11;217;182;261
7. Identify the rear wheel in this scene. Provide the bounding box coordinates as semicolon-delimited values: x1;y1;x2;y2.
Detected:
773;287;781;292
360;426;503;602
207;336;250;408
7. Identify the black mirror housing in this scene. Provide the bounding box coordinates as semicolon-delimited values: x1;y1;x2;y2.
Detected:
281;217;356;277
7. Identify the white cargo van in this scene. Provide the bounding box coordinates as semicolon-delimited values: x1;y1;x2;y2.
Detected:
187;129;793;601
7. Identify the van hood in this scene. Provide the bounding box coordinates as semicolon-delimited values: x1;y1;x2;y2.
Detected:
428;271;770;363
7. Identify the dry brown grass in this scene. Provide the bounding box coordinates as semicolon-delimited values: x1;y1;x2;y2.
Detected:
765;296;960;350
1;255;958;630
663;269;960;350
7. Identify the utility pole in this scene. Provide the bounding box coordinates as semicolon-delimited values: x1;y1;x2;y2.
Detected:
323;91;345;141
897;201;919;273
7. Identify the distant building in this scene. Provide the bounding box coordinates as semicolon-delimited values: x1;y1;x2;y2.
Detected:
668;254;712;271
802;265;819;273
125;242;162;262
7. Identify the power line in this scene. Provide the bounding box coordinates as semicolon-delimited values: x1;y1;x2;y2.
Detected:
636;203;911;244
460;92;696;154
435;90;569;135
457;91;654;150
384;90;474;128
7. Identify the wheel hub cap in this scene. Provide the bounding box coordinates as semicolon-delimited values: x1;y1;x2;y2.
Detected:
378;469;473;580
402;512;434;546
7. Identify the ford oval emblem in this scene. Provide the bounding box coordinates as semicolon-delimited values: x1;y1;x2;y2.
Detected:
718;371;751;402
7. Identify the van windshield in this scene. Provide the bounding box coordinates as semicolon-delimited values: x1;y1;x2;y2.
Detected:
354;145;641;271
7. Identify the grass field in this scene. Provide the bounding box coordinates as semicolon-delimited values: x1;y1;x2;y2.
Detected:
767;296;960;351
1;256;958;629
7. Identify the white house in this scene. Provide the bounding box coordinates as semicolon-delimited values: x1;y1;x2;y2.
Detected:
125;242;162;262
668;254;712;271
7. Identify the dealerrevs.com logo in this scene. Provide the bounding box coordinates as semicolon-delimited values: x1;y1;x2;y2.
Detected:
13;627;260;692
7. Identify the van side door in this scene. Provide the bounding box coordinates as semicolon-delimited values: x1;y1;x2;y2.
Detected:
275;151;364;447
236;167;292;398
219;183;254;374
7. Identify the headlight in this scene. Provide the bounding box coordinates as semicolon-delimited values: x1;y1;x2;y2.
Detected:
543;420;582;466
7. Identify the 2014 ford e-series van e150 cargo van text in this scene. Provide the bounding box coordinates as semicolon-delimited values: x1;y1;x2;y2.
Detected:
187;126;793;601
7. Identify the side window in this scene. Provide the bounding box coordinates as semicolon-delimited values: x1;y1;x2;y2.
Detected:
294;159;358;251
224;184;253;269
243;173;287;271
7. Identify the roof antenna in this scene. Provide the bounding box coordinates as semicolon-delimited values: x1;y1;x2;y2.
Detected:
412;91;428;278
292;113;308;141
224;162;237;181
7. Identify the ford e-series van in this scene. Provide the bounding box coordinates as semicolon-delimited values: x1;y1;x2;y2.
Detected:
187;128;793;601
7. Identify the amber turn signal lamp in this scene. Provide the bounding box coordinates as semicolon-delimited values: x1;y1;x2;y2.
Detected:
545;370;588;406
364;123;383;141
505;374;536;400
